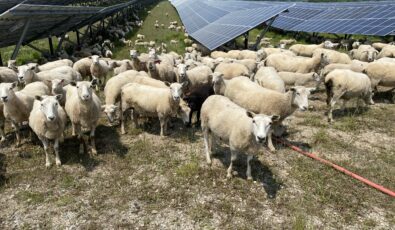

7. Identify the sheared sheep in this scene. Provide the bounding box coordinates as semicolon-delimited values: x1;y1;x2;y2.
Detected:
120;82;189;136
289;43;325;57
363;61;395;94
37;59;73;72
313;48;351;64
200;95;279;179
90;55;116;88
325;69;374;122
17;65;81;85
65;79;101;155
377;45;395;59
265;53;328;74
254;67;285;93
130;50;149;72
73;57;92;79
214;62;250;79
349;45;378;62
29;95;67;167
0;67;18;83
146;59;177;83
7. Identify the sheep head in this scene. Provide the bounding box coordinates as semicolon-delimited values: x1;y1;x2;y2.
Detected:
246;111;280;144
70;79;97;102
289;86;315;111
0;82;18;103
17;64;36;84
35;95;62;122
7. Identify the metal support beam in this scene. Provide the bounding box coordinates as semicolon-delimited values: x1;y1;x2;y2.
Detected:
26;43;47;55
11;18;31;60
244;32;249;49
55;34;66;54
48;36;54;56
89;25;93;38
252;15;278;51
76;30;81;46
0;52;3;67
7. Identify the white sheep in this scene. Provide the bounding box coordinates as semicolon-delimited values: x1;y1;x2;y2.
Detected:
90;55;116;88
177;64;212;92
313;48;351;64
114;60;134;75
65;79;101;155
254;67;285;93
120;82;189;136
325;69;374;122
50;79;71;106
376;57;395;63
214;62;250;79
146;59;177;82
184;38;193;45
17;65;81;85
0;82;49;146
29;95;67;167
130;50;149;72
278;72;321;89
265;53;327;74
73;57;92;79
279;39;296;45
38;59;73;72
262;48;295;57
200;95;279;179
377;45;395;59
349;45;378;62
170;40;178;46
0;67;18;83
372;42;392;51
137;34;145;40
364;61;395;91
289;43;325;57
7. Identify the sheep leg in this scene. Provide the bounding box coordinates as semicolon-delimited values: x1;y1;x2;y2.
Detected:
90;127;97;156
246;155;253;181
202;127;212;165
159;116;166;137
0;119;5;142
120;107;127;135
328;92;343;122
40;137;51;168
54;138;61;166
227;148;238;179
12;121;21;147
268;131;276;152
71;123;76;136
75;124;85;154
131;109;139;129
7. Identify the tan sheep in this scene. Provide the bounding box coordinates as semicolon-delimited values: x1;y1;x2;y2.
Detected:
0;67;18;83
29;95;67;167
17;65;81;85
313;48;351;64
364;62;395;92
265;53;327;74
325;69;374;122
146;59;177;82
278;72;320;89
73;57;92;79
349;45;379;62
65;79;101;155
262;48;296;57
176;64;212;93
90;55;116;88
38;59;73;72
289;43;325;57
254;67;285;93
214;62;250;79
377;45;395;59
200;95;279;179
130;50;149;72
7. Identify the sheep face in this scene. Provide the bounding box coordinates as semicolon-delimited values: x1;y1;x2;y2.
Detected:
71;80;97;102
17;65;35;83
35;95;62;122
0;82;18;103
168;82;185;101
177;64;187;82
256;49;266;61
290;86;315;111
51;79;64;95
91;55;100;64
130;50;138;59
102;104;118;123
364;50;378;62
212;72;225;94
147;60;157;72
247;111;279;144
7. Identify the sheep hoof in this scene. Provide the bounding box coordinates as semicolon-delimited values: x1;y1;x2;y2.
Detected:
55;160;61;166
226;173;233;179
91;149;98;156
0;137;5;143
206;159;212;165
269;148;276;153
247;176;253;181
45;162;51;168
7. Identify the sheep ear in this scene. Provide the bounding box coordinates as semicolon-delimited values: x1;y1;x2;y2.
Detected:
70;81;77;87
30;65;36;70
181;81;189;89
91;78;98;87
271;115;281;122
35;95;43;101
290;87;296;92
55;94;63;101
164;81;171;87
307;87;316;93
246;111;255;118
11;81;18;89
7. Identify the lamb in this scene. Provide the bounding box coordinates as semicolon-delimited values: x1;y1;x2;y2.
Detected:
200;95;279;179
214;62;250;79
325;69;374;122
130;50;149;72
377;45;395;59
29;95;67;167
254;67;285;93
278;72;321;89
90;55;116;88
349;45;379;62
313;48;351;64
73;57;93;79
147;59;177;82
265;53;328;74
289;43;325;57
363;61;395;92
102;70;165;123
120;82;189;136
0;81;50;146
65;79;101;155
219;76;314;147
38;59;73;72
17;65;82;85
0;67;18;83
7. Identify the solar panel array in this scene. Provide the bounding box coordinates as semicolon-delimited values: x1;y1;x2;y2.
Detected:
0;1;137;48
171;0;395;51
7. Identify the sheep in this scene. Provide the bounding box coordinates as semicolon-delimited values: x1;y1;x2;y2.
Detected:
0;101;5;142
114;60;134;75
184;38;193;45
219;76;314;143
120;38;133;47
352;41;360;49
90;55;116;88
349;45;379;62
73;57;92;79
377;45;395;59
17;65;81;85
210;51;228;59
185;47;195;53
313;48;351;64
254;67;285;93
65;79;101;155
323;40;340;49
214;62;250;79
0;67;18;83
183;84;213;126
176;64;213;92
146;59;177;83
200;57;219;71
372;42;391;51
7;60;17;72
130;50;149;72
136;34;145;40
240;50;266;61
102;70;164;124
170;40;178;46
265;53;328;74
278;72;321;89
104;49;113;58
0;82;49;146
50;79;71;107
38;59;73;72
364;62;395;93
200;95;279;179
233;59;258;75
120;82;189;136
325;69;374;122
289;43;325;57
262;48;295;57
168;25;176;30
376;57;395;63
279;39;296;45
29;95;67;167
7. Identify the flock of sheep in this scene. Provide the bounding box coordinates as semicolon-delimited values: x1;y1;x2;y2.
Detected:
1;15;395;179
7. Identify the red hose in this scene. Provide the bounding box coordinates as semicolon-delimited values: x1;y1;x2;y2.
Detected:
275;138;395;197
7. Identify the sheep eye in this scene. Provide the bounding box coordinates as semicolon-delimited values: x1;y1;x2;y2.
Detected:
55;103;58;106
296;92;300;96
252;120;256;123
269;122;272;125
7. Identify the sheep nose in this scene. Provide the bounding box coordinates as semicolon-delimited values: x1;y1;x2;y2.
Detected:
48;116;55;121
257;137;266;143
301;106;308;111
1;96;7;102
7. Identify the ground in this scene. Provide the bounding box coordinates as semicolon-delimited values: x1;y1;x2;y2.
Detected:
0;0;394;229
